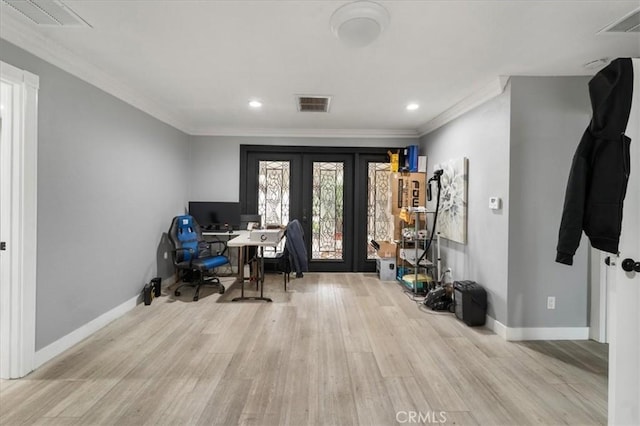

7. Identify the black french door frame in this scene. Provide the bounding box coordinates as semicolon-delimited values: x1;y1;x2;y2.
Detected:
239;145;391;272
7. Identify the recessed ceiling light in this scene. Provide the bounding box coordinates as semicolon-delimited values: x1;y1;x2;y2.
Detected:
249;100;262;108
406;103;420;111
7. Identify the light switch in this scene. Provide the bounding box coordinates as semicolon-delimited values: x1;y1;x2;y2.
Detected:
489;197;501;210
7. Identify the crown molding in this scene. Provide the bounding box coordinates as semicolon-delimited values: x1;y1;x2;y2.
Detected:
418;76;510;137
0;13;190;134
189;126;420;139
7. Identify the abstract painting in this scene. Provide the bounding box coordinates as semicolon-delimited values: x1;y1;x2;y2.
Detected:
434;157;468;244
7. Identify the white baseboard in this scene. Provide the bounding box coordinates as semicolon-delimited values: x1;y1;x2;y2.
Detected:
484;316;589;341
485;316;508;339
34;276;176;369
34;295;138;369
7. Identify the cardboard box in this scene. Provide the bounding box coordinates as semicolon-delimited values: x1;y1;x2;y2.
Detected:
374;241;396;259
390;172;427;216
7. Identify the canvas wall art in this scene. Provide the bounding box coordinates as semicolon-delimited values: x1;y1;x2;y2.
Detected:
434;157;468;244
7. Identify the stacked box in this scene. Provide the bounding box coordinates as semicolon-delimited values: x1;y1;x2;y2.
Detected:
376;258;396;281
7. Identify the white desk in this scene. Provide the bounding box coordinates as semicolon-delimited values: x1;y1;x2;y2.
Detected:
227;231;283;302
202;230;242;237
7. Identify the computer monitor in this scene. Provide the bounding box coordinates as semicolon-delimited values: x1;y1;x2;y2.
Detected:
188;201;241;230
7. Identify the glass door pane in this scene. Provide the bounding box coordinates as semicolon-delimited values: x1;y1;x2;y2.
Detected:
367;162;393;259
311;161;344;260
257;160;290;256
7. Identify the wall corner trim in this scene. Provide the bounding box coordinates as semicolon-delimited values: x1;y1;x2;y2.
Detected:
418;76;510;137
485;316;589;341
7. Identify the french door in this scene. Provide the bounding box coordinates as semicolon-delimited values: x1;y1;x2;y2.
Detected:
241;146;391;272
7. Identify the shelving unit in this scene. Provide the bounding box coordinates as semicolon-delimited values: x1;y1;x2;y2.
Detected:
396;207;436;294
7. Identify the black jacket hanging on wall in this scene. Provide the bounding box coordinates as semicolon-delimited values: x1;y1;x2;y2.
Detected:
556;58;633;265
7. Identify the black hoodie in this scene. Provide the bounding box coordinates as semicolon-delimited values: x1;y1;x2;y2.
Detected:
556;58;633;265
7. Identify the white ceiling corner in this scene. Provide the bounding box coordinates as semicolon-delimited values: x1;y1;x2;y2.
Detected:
1;1;639;138
0;11;190;133
417;76;511;136
189;127;419;139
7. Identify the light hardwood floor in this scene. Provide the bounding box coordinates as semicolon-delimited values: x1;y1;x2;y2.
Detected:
0;273;608;425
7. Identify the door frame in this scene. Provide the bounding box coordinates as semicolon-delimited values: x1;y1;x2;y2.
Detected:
588;248;608;343
0;61;39;379
239;145;390;272
608;57;640;426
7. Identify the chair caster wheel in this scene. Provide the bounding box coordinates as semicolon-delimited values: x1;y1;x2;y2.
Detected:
174;290;181;296
219;287;225;294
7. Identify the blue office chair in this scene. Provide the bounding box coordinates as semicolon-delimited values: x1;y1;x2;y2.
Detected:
168;215;228;301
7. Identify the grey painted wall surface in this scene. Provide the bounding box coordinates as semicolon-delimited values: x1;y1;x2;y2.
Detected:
1;40;190;350
189;136;412;201
419;86;512;324
508;76;591;328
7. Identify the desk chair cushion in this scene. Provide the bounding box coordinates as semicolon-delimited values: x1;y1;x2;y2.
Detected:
176;256;229;271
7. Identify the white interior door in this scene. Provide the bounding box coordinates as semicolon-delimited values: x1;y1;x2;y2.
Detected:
0;61;38;379
0;81;12;378
608;57;640;426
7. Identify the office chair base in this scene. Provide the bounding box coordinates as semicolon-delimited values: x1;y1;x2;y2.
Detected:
174;276;225;301
232;296;273;302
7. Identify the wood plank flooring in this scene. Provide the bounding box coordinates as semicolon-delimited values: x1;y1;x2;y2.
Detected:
0;273;608;425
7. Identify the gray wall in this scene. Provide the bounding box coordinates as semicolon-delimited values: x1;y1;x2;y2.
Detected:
508;76;591;328
419;85;512;324
420;76;592;329
1;40;190;350
189;136;412;201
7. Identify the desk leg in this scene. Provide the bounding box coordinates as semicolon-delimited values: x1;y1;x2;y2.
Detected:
259;246;266;299
232;246;245;301
232;245;272;302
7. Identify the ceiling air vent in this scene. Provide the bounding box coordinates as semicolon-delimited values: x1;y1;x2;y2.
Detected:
1;0;91;27
600;8;640;33
296;95;332;113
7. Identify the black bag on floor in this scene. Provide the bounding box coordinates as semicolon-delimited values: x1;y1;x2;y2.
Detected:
423;286;453;311
453;281;487;326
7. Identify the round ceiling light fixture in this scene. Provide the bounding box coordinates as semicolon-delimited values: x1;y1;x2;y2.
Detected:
330;1;390;48
249;100;262;108
406;103;420;111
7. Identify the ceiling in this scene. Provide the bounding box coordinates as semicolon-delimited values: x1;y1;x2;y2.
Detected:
1;0;639;137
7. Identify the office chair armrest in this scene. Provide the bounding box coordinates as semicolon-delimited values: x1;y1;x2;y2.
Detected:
172;247;195;267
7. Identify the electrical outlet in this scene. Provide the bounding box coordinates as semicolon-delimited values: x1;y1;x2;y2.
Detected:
489;197;502;210
547;296;556;310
